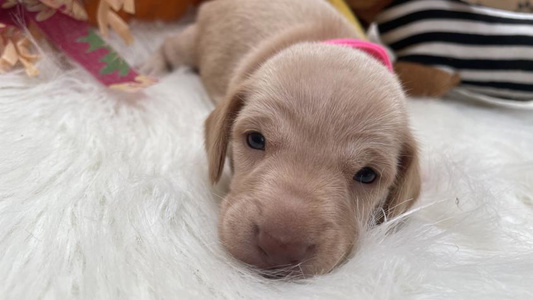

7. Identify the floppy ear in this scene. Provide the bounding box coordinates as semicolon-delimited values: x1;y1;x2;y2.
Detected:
204;85;247;184
381;130;421;221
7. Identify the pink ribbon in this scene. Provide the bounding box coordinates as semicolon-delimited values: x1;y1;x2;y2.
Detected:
323;39;394;72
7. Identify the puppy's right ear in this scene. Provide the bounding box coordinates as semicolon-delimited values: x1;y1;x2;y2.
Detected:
204;85;247;184
204;25;291;184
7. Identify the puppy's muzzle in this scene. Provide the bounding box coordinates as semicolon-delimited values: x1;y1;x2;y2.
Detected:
255;223;316;269
248;197;319;271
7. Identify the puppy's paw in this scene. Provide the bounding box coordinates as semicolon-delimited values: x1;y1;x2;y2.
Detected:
140;51;170;78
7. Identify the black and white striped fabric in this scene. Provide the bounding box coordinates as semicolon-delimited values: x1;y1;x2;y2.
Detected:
375;0;533;101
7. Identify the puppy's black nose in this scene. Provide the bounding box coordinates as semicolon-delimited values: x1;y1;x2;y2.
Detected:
256;229;314;268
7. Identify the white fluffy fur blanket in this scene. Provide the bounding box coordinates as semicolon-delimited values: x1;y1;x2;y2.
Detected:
1;22;532;300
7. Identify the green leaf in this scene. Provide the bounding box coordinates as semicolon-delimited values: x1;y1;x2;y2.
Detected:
77;29;107;52
100;51;130;76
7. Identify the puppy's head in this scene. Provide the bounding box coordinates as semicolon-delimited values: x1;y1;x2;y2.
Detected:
205;43;420;277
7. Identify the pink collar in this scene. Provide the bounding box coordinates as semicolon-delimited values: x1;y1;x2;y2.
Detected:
323;39;393;72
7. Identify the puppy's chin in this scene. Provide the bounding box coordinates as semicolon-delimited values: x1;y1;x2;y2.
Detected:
218;193;355;278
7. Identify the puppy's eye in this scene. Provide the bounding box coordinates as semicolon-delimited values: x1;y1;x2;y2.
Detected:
246;132;266;150
353;167;377;184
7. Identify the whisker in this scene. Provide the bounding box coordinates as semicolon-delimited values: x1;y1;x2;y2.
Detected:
210;191;226;200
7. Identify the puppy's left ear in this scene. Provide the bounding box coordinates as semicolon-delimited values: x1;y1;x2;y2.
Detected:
381;130;421;221
204;84;248;184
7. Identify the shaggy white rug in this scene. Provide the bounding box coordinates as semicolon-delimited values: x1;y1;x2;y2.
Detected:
1;22;533;300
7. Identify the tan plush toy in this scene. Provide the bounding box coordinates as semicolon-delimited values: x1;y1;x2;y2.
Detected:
346;0;533;102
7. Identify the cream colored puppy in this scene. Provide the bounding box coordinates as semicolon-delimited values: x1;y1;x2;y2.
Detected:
144;0;421;277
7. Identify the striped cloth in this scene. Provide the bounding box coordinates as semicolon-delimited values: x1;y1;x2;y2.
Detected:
375;0;533;101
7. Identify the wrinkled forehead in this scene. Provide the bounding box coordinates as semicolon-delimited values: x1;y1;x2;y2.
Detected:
240;43;407;140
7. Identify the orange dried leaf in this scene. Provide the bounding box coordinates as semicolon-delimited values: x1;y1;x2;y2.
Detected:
2;40;18;65
107;10;133;45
